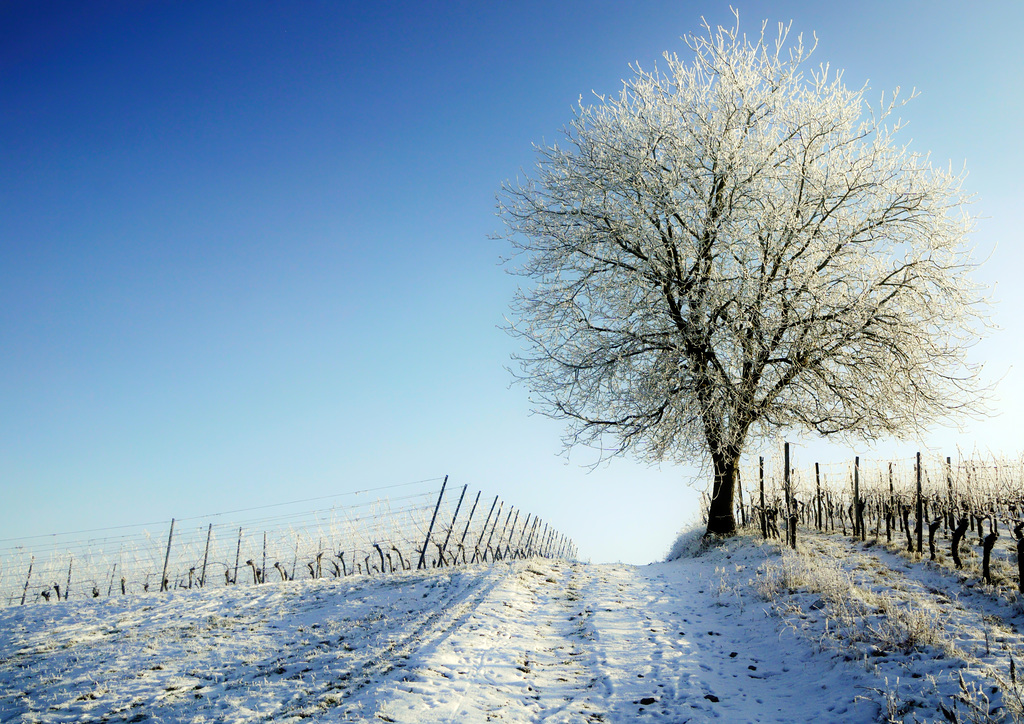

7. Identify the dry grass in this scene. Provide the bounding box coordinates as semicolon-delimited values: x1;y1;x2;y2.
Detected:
748;536;1024;722
754;545;957;658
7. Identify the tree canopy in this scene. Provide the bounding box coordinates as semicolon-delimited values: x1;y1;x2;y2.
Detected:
498;16;989;537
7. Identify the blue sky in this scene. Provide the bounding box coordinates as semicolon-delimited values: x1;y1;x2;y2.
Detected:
2;1;1022;564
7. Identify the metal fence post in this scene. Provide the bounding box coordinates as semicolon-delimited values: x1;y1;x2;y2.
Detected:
502;510;520;560
457;491;481;561
513;513;532;559
523;517;540;556
418;476;448;569
471;496;499;563
438;484;467;564
481;502;504;562
491;507;514;560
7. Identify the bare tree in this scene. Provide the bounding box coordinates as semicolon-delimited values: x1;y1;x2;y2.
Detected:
498;15;989;537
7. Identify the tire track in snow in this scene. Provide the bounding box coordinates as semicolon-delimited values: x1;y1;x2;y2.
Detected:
318;564;509;721
364;553;881;723
0;566;506;724
366;559;602;723
0;546;909;723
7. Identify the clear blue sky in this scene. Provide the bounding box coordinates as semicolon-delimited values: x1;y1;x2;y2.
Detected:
2;1;1022;564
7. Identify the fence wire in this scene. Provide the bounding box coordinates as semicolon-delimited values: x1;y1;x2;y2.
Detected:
2;476;578;606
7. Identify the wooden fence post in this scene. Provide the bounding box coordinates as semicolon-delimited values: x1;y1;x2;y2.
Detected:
161;518;176;592
815;463;822;531
65;556;73;600
916;452;924;555
233;527;243;584
946;456;954;530
262;532;268;584
418;476;448;570
759;456;767;539
200;523;212;587
1015;523;1024;593
856;456;866;542
741;466;749;528
784;443;795;549
885;463;893;543
20;556;34;605
850;457;858;540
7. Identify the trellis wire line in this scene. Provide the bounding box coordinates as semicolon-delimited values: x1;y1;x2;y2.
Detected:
0;489;439;553
1;477;577;605
0;476;446;545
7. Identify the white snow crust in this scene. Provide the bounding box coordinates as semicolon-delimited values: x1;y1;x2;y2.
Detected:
3;534;1012;722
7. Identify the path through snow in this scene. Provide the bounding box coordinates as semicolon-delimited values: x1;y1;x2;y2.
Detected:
2;543;900;723
350;555;878;722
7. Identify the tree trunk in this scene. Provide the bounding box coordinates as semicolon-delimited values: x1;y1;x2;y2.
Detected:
705;450;739;537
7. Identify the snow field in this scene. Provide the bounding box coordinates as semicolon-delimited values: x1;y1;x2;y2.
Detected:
0;566;505;722
366;562;598;722
10;532;1021;722
3;551;885;722
755;531;1024;721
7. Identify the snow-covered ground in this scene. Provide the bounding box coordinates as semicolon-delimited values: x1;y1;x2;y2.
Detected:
3;533;1022;722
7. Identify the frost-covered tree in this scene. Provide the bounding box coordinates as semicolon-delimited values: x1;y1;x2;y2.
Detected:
498;16;988;538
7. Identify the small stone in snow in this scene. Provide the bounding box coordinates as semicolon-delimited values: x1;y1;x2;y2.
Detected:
729;652;738;658
748;665;757;671
640;697;657;705
704;694;719;703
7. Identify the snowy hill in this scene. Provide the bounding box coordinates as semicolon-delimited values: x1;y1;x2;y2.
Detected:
2;534;1020;722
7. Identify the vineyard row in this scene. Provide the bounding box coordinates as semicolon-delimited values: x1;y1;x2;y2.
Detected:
2;476;578;606
725;445;1024;591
